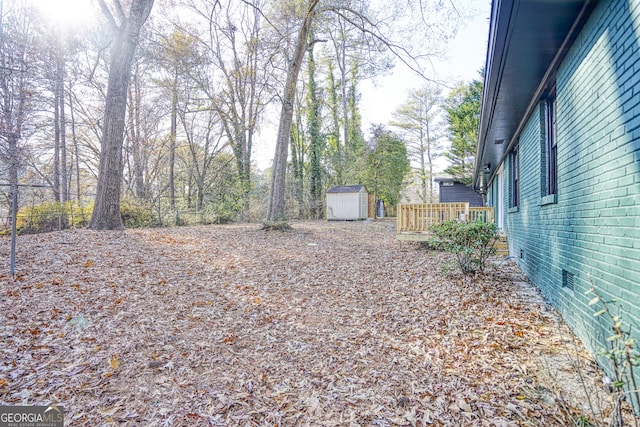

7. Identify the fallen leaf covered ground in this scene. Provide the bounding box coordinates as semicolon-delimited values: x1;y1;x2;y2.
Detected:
0;220;634;426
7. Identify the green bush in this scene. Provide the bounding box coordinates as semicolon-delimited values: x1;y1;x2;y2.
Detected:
15;200;92;234
430;220;499;276
212;200;240;224
8;198;158;233
120;198;153;228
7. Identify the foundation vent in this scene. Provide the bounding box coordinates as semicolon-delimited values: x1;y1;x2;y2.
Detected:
562;270;575;291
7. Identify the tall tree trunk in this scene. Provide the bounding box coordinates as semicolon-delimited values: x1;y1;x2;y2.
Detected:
0;0;31;228
339;44;349;168
290;108;304;218
327;64;342;185
267;0;319;222
58;54;68;203
128;71;146;199
241;133;251;218
307;39;323;219
169;69;177;210
53;88;61;203
90;0;154;230
69;88;81;201
197;180;205;212
419;127;428;202
426;120;433;202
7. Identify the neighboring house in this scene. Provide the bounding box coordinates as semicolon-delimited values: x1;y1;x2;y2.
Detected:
434;175;484;207
326;185;369;220
475;0;640;380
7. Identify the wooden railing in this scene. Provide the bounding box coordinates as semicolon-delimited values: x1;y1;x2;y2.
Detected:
397;203;494;233
468;206;494;224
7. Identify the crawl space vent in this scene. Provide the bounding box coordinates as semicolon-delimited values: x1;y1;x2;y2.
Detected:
562;270;575;291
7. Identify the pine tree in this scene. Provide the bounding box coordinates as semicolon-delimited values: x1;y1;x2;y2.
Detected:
444;72;483;185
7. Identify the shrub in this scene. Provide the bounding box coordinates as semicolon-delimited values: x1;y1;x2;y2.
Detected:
120;198;153;228
586;282;640;416
10;198;156;233
430;220;499;276
15;200;92;234
212;200;240;224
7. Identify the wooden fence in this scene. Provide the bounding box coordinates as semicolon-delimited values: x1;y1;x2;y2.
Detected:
468;207;494;224
397;203;494;234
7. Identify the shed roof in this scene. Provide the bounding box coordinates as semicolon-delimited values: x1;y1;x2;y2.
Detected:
327;185;366;194
433;174;455;183
473;0;598;190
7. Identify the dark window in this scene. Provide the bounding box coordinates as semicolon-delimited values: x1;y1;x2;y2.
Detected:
510;146;519;207
545;95;557;195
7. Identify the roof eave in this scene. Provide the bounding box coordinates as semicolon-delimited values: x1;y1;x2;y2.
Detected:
473;0;514;191
473;0;599;191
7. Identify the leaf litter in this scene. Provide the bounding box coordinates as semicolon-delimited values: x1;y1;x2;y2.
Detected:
0;220;636;426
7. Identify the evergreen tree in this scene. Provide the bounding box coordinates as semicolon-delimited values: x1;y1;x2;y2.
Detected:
365;125;410;208
306;38;324;219
443;72;483;185
344;66;366;184
325;61;343;185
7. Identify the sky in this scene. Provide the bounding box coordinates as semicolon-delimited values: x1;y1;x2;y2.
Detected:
32;0;492;172
256;0;493;170
32;0;96;27
360;2;491;129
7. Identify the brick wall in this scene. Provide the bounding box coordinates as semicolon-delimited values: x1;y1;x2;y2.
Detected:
492;0;640;361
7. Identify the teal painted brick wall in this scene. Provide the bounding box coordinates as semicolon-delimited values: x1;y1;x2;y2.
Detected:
494;0;640;371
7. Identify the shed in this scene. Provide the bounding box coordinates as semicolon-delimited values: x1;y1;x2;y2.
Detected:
326;185;368;220
434;175;484;207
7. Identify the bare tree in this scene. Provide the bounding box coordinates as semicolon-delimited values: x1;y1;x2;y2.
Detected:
151;27;201;209
185;0;273;218
267;0;319;222
124;58;167;201
0;0;37;224
89;0;154;230
180;107;227;211
391;84;445;202
265;0;461;221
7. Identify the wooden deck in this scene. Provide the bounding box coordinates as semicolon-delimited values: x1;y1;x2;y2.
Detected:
397;203;494;234
396;203;507;256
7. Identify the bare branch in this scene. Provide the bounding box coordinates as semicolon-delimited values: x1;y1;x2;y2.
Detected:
308;38;327;49
96;0;118;29
239;0;284;40
323;5;437;82
112;0;127;23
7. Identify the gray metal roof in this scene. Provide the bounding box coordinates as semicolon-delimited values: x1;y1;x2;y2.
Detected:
327;185;366;193
474;0;598;190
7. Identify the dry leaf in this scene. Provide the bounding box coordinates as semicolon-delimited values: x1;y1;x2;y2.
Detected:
110;354;119;370
0;221;635;426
